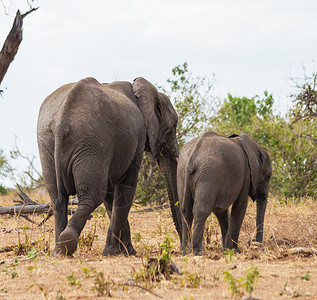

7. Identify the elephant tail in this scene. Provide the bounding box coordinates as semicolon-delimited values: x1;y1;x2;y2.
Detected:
54;133;63;205
53;119;69;205
180;140;198;219
181;163;194;217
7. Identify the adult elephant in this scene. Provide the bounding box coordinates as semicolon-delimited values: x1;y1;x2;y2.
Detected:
37;77;182;256
177;131;272;255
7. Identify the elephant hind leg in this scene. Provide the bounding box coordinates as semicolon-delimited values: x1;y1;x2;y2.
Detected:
191;185;216;255
58;160;106;256
58;189;103;256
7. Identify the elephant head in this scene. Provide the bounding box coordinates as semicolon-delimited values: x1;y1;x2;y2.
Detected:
132;77;182;238
238;133;272;243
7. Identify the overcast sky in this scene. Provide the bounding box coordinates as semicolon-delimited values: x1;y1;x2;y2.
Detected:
0;0;316;184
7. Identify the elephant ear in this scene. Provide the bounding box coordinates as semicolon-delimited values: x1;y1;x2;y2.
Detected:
238;133;261;199
132;77;161;158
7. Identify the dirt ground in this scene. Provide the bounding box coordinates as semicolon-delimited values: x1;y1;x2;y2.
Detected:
0;192;317;299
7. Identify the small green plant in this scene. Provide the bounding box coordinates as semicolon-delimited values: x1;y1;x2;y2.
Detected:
27;248;39;260
10;259;18;267
12;210;51;257
243;266;259;294
160;235;173;265
66;272;82;288
0;184;7;195
300;271;310;281
223;271;241;298
27;265;37;271
224;248;235;263
56;288;66;300
2;259;19;279
134;232;142;243
10;271;18;279
82;267;90;278
92;207;105;218
223;266;259;298
2;267;18;279
93;269;112;297
79;223;97;251
133;235;176;283
180;272;201;288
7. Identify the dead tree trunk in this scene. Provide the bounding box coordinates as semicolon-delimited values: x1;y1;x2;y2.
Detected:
0;8;38;87
0;203;51;215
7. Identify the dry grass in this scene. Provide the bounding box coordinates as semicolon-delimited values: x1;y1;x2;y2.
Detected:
0;193;317;299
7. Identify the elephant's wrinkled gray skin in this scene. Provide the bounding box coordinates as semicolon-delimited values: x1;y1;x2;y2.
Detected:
177;131;272;255
37;77;182;256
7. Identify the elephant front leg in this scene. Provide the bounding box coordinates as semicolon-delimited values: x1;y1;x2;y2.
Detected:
102;162;140;256
103;184;136;256
225;193;248;253
103;189;114;219
255;196;267;243
214;210;229;251
104;191;135;254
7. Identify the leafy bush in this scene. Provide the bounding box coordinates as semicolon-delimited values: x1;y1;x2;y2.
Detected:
0;184;7;195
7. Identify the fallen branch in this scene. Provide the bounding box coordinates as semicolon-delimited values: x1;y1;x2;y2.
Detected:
0;203;52;215
0;246;15;253
0;185;169;227
0;203;169;216
0;186;77;226
281;247;317;256
14;183;38;205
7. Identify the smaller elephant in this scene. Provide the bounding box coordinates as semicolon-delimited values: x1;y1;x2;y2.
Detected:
177;131;272;255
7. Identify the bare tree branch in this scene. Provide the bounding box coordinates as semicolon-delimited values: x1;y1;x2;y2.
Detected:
21;6;38;18
0;7;38;86
291;72;317;122
292;134;317;142
1;0;8;15
289;69;317;142
11;137;44;187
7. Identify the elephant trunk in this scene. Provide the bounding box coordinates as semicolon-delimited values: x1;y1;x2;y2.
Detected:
159;154;182;241
255;195;267;243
